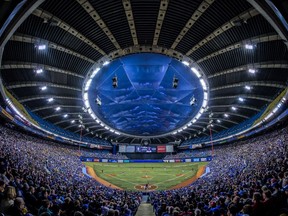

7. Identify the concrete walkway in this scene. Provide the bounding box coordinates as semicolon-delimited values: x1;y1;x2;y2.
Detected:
135;203;154;216
135;195;154;216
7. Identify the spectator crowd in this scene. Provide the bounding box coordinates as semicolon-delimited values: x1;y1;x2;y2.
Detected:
0;122;287;216
0;124;141;216
151;125;288;216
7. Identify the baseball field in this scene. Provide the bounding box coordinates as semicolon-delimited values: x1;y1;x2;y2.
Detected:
84;162;207;191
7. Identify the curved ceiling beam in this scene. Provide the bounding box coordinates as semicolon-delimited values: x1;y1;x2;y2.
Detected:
55;117;94;126
212;111;249;119
32;105;82;112
153;0;169;45
208;62;288;79
197;34;281;63
209;95;272;102
6;82;81;91
201;117;238;125
115;136;130;143
171;0;215;49
174;133;187;140
154;138;162;144
32;8;106;55
195;121;225;131
74;126;105;134
211;81;286;91
10;34;95;63
44;112;87;120
186;128;209;136
179;128;199;133
194;122;218;133
103;134;117;141
1;62;84;78
210;105;260;112
186;7;258;55
122;0;138;45
190;124;210;132
64;124;79;130
76;0;120;49
157;136;170;143
54;117;86;126
247;0;288;47
81;121;97;127
19;95;81;103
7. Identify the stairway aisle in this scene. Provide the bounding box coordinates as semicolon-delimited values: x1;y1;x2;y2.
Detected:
135;195;154;216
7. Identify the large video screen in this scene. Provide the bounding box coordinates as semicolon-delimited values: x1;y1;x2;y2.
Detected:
135;146;157;153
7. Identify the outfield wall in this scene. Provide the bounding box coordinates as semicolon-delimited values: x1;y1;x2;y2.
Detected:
80;156;212;163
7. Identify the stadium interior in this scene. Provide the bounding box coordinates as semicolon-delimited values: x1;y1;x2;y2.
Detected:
0;0;288;216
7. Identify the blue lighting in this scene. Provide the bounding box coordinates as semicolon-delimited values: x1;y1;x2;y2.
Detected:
87;53;204;136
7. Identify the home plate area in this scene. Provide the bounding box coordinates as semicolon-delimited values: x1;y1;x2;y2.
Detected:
134;184;158;191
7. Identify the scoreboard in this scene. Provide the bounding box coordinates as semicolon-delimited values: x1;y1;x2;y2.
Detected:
135;146;156;153
119;145;174;153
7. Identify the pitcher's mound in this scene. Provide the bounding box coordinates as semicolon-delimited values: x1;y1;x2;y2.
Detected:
134;184;158;191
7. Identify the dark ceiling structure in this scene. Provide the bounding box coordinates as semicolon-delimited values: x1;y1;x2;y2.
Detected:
0;0;287;145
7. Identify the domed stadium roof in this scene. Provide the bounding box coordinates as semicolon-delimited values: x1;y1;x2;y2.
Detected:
0;0;287;144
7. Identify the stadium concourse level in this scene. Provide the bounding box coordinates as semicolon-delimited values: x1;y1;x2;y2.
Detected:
0;123;287;216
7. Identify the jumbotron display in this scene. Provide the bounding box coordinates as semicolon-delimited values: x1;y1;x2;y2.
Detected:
119;145;174;153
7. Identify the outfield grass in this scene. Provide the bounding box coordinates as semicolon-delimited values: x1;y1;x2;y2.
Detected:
84;162;207;191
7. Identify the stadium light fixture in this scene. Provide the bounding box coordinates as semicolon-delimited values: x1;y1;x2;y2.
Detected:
238;97;244;102
55;106;61;111
203;99;208;108
103;61;110;66
37;44;46;50
248;68;256;74
245;85;251;90
204;92;208;100
191;67;201;78
83;92;88;101
200;79;207;90
217;119;221;123
47;97;54;102
231;106;237;111
84;79;92;91
71;120;75;123
35;68;43;74
182;61;189;66
91;68;100;78
245;44;254;50
224;113;229;118
63;114;68;118
41;86;47;91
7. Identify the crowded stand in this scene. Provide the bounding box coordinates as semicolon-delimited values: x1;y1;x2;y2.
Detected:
80;150;128;160
163;150;210;160
0;121;287;216
151;125;288;216
0;124;141;216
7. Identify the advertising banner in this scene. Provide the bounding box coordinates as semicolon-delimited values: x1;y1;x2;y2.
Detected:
157;145;166;153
